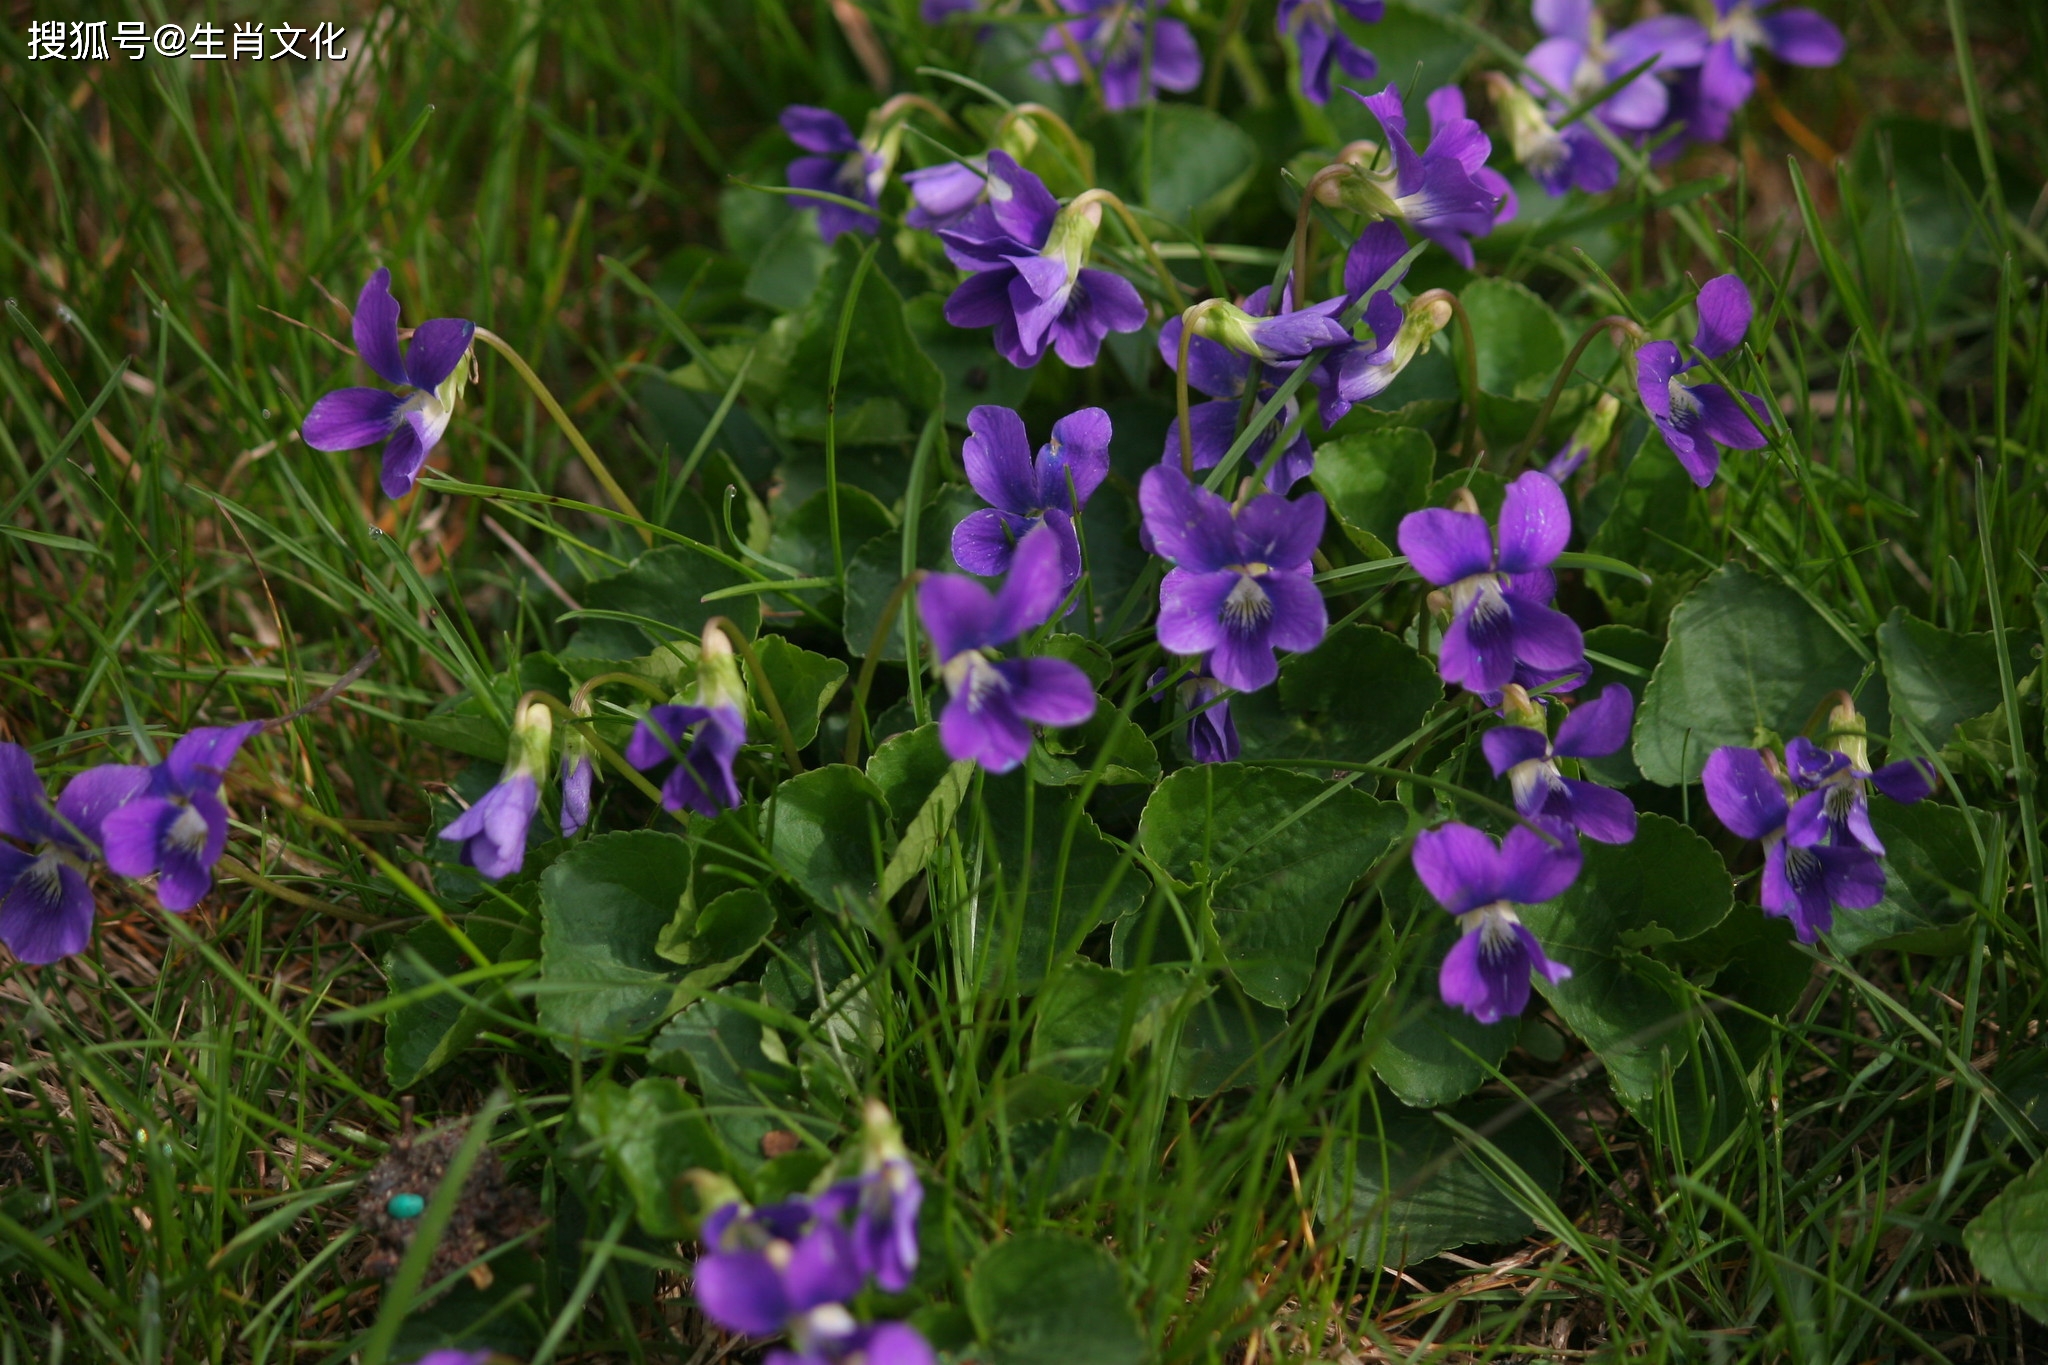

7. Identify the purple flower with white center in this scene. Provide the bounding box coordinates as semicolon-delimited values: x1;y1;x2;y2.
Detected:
1332;84;1509;269
1703;744;1885;943
1413;821;1579;1025
810;1099;923;1293
628;628;749;817
1695;0;1846;142
99;722;264;913
0;745;145;965
1140;464;1328;695
1277;0;1382;105
781;106;887;244
1151;660;1239;765
939;153;1148;370
768;1318;935;1365
1782;733;1935;857
1035;0;1202;112
694;1198;866;1340
1636;274;1772;488
301;269;476;500
1159;283;1351;491
902;157;987;232
1523;0;1709;133
1482;684;1637;845
438;701;551;881
919;522;1098;773
1397;472;1585;698
952;405;1111;591
1483;71;1617;198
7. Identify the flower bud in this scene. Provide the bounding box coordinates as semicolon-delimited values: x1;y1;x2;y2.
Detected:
697;627;747;714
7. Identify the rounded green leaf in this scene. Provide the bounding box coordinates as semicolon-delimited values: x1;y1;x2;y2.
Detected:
1311;427;1435;554
761;764;894;914
538;830;692;1050
968;1232;1144;1365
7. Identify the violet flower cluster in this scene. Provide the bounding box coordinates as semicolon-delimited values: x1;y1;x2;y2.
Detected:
0;724;265;965
693;1102;932;1365
1034;0;1202;111
1704;702;1934;942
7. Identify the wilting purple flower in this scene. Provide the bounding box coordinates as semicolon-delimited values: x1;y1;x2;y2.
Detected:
1398;472;1584;697
1703;745;1885;943
1413;821;1578;1024
1636;274;1771;487
1693;0;1845;142
902;157;987;232
1484;71;1617;197
1301;224;1423;426
1782;734;1934;856
1524;0;1708;133
1483;685;1637;844
782;106;886;244
953;405;1111;590
1543;392;1621;484
940;153;1147;370
1035;0;1202;112
920;523;1097;773
439;701;551;881
1337;85;1509;268
1158;283;1348;492
99;722;263;912
301;269;476;500
1141;465;1327;694
1277;0;1382;105
559;749;594;838
1151;660;1240;765
0;746;145;964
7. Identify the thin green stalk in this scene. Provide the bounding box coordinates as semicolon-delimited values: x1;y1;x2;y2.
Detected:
715;616;806;774
472;326;650;542
825;240;882;586
846;573;920;768
1513;315;1641;468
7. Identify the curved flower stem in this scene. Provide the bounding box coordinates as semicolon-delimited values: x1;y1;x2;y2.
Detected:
1174;300;1230;478
1292;165;1352;305
570;671;672;711
1512;315;1644;470
471;327;650;544
992;103;1096;183
1069;188;1189;312
876;93;963;133
845;573;922;769
1419;289;1484;465
711;616;806;776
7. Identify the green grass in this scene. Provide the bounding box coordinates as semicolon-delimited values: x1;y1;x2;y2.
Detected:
3;0;2047;1361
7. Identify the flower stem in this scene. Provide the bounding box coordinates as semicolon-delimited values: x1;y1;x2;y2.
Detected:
471;327;650;544
1175;300;1228;479
826;241;882;587
1070;188;1188;312
1513;315;1644;470
1292;166;1351;306
1420;289;1484;465
992;103;1096;184
845;573;922;769
711;617;806;776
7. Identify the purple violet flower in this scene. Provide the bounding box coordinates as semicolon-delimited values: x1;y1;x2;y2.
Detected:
439;701;551;881
1413;821;1579;1025
1483;71;1617;197
413;1352;495;1365
1277;0;1382;105
1482;684;1638;844
1035;0;1203;112
768;1319;936;1365
1703;744;1885;943
1694;0;1846;143
1158;282;1351;492
0;745;145;964
559;748;594;838
902;157;987;233
1636;274;1772;487
100;722;264;912
694;1198;866;1339
1782;734;1934;856
939;152;1148;370
921;0;980;19
919;522;1098;773
1336;84;1510;268
1151;659;1240;765
952;404;1111;590
1302;224;1426;426
1523;0;1709;133
782;106;887;244
1543;392;1620;484
1397;472;1585;697
1140;464;1328;694
300;269;476;500
628;629;749;817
